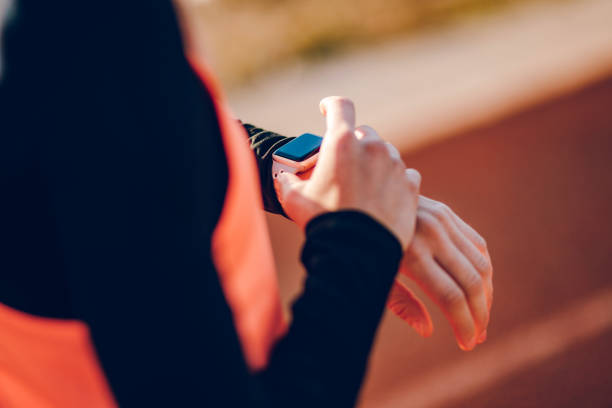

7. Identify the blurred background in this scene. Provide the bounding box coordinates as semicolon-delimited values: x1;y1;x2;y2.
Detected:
177;0;612;406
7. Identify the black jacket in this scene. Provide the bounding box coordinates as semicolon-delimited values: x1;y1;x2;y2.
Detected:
0;1;402;406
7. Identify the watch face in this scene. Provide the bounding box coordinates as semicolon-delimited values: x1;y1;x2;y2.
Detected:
274;133;323;162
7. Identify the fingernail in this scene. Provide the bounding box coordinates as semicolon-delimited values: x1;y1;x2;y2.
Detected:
415;322;429;338
477;330;488;344
459;336;476;351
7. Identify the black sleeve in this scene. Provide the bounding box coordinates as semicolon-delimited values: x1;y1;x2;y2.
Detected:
241;122;294;216
256;211;402;407
1;1;402;407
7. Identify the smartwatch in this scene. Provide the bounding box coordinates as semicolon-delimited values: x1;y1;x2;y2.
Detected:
272;133;323;179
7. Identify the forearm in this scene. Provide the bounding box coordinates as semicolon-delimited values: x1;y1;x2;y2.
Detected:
255;211;402;407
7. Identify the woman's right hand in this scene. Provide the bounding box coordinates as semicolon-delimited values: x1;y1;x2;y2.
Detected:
274;96;421;250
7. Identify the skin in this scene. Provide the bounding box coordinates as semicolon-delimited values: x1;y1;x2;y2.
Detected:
400;196;493;350
276;96;421;250
275;96;493;351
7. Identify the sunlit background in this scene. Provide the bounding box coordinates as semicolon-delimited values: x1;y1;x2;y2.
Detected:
177;0;612;406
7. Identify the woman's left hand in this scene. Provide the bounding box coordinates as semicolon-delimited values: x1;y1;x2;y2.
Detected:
388;196;493;351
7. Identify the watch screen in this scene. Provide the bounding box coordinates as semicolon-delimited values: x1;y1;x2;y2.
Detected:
274;133;323;161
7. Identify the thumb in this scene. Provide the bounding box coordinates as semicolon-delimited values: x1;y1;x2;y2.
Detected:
319;96;356;141
387;279;434;338
275;171;304;205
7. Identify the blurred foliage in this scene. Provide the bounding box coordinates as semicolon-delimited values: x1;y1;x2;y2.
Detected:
185;0;557;86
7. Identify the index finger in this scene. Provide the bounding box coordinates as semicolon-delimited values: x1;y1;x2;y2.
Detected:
319;96;356;136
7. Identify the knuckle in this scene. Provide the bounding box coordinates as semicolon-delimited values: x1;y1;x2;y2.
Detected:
357;124;375;134
439;286;466;309
404;238;427;265
385;141;401;158
363;140;388;157
469;229;487;249
478;236;488;249
391;155;405;168
405;167;421;180
333;128;356;147
431;202;451;221
336;126;355;140
474;252;493;275
391;158;406;176
418;212;441;237
405;169;421;193
406;181;419;194
465;273;484;298
401;176;419;198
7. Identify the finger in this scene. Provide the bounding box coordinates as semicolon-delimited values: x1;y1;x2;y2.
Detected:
319;96;356;136
354;126;402;161
387;278;434;337
419;196;487;251
297;166;314;181
450;211;494;307
418;197;493;310
404;239;477;350
477;329;487;344
385;142;401;161
444;206;493;309
427;216;489;337
354;125;381;141
275;171;303;206
405;168;422;191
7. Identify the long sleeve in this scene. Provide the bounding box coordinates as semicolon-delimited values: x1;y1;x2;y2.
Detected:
242;122;294;215
256;211;402;407
0;1;402;407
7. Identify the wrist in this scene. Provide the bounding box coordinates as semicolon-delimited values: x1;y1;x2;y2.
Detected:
302;210;403;313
